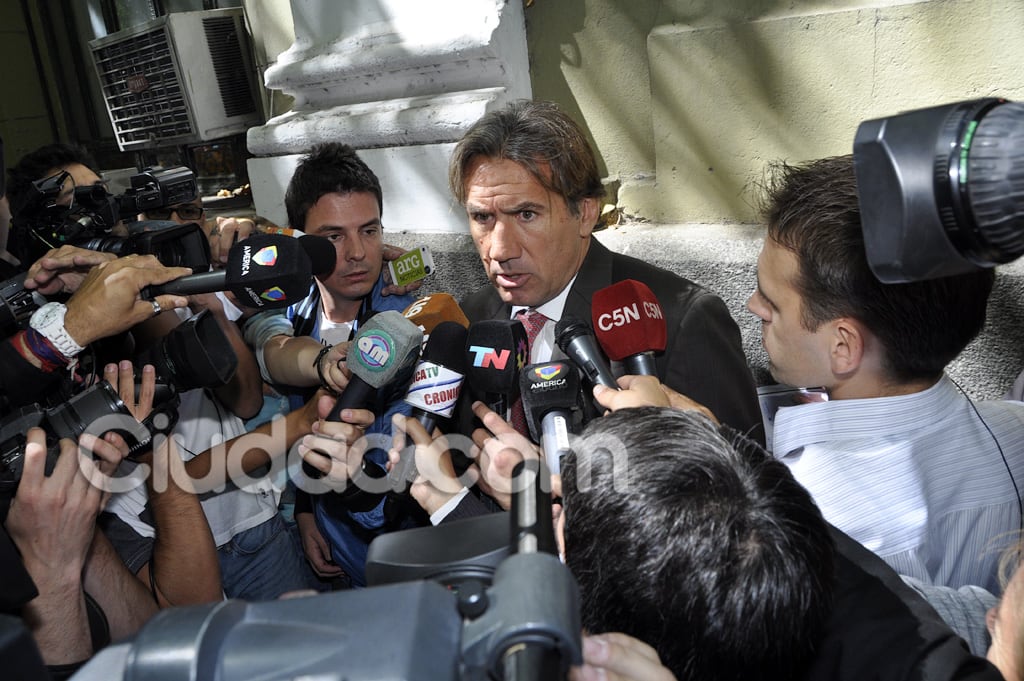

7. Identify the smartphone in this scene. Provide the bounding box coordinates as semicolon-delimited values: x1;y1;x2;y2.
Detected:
385;246;435;287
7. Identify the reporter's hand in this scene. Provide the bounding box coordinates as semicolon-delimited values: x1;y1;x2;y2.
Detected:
298;409;375;483
63;255;190;347
388;414;464;515
207;216;257;268
380;243;424;297
594;375;718;423
295;511;343;578
315;342;352;395
23;246;117;295
470;401;541;510
570;633;677;681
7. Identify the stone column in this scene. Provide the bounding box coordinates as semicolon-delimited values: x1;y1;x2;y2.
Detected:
246;0;530;231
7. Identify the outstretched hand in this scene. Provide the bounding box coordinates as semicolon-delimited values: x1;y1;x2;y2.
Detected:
23;246;117;296
469;401;542;510
63;255;191;347
593;375;718;424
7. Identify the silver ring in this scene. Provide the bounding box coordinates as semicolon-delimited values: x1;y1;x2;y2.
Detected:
151;299;162;316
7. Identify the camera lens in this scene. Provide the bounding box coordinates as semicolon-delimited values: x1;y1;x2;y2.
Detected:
46;381;132;441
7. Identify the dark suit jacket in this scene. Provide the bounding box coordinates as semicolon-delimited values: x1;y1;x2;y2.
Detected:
460;238;764;442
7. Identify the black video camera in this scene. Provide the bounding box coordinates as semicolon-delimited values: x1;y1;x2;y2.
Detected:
853;97;1024;283
10;166;210;273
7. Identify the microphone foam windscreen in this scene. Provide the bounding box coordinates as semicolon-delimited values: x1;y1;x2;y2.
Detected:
402;293;470;334
591;279;668;360
404;321;469;418
348;310;424;388
298;234;338;278
226;234;312;309
554;315;592;351
519;361;580;442
421;321;470;373
465;319;528;395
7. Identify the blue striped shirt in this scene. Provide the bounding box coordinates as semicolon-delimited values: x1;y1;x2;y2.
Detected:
774;375;1024;593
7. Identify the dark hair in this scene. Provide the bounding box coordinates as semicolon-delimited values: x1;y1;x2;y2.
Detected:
6;143;101;219
284;142;383;231
448;99;605;217
563;407;834;681
762;154;995;383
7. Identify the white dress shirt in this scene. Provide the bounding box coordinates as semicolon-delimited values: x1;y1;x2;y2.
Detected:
773;375;1024;593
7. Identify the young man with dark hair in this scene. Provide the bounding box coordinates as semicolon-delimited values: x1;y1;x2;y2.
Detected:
561;406;834;681
747;154;1024;592
243;142;421;587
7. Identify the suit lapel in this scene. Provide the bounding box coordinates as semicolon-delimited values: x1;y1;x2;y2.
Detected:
564;239;614;322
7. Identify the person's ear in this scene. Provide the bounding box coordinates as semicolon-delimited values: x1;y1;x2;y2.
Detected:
577;197;599;238
829;317;865;375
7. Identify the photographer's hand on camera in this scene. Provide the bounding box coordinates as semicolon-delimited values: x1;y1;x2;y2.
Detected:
103;360;156;422
23;245;117;296
4;428;108;665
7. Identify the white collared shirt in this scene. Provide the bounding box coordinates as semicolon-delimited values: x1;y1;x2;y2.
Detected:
510;273;579;364
773;375;1024;593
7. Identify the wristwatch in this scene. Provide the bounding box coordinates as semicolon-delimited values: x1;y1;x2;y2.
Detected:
30;302;85;358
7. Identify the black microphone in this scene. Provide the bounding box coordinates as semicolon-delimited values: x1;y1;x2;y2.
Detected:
554;316;618;390
404;321;470;433
392;321;470;492
303;311;422;481
465;319;529;416
519;361;580;475
298;234;341;278
145;234;335;309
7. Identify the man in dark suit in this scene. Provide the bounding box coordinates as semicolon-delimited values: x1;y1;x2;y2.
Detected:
450;99;763;442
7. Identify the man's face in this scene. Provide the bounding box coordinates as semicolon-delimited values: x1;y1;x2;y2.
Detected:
48;163;104;207
464;157;596;308
747;237;834;388
303;191;383;302
141;197;205;225
47;162;128;237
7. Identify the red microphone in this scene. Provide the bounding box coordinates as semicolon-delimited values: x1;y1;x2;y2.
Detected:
591;279;667;376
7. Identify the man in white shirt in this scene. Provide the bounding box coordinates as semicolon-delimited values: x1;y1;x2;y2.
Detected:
746;154;1024;593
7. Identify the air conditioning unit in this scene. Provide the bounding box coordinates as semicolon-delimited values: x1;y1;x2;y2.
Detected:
90;8;261;151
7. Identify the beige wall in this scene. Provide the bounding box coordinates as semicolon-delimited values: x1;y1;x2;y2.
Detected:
524;0;1024;223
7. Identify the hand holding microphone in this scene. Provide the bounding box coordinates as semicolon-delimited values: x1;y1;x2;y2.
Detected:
301;311;422;481
144;233;336;310
392;321;470;491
